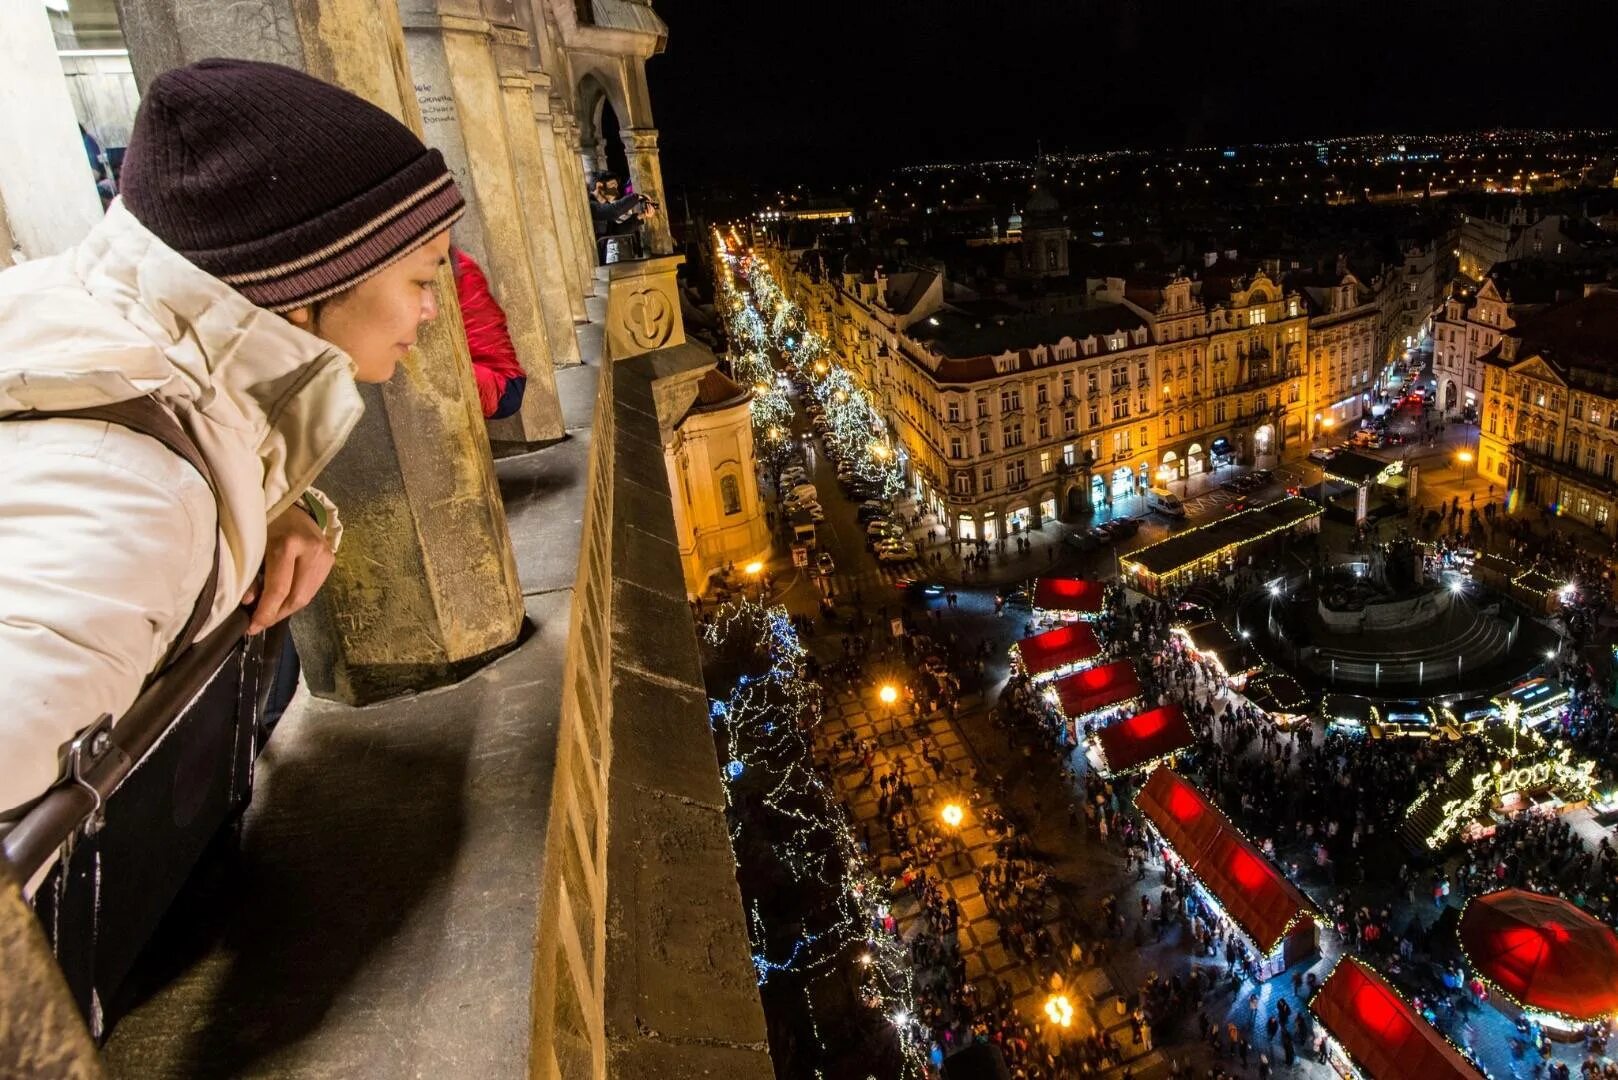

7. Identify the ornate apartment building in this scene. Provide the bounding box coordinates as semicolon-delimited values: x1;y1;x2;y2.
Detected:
1432;276;1512;418
1478;290;1618;539
774;245;1379;539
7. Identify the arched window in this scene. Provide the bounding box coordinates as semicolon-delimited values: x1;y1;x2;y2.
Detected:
720;474;742;516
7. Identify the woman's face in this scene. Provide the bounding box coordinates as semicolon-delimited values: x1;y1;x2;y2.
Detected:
286;231;453;383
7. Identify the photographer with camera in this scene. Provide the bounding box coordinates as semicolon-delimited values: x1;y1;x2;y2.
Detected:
589;172;657;264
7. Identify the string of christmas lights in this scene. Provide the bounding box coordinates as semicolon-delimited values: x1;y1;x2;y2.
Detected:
714;239;906;502
701;600;927;1076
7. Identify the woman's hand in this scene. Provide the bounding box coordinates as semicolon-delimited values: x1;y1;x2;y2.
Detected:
243;504;336;634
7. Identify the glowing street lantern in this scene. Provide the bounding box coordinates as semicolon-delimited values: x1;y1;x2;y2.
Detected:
878;684;899;705
745;561;764;577
940;803;965;829
1044;994;1075;1028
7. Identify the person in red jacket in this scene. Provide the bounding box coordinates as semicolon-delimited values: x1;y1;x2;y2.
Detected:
451;246;526;418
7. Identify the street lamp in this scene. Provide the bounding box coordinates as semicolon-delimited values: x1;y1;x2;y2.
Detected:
1043;994;1076;1029
744;560;763;597
878;684;899;706
940;802;965;829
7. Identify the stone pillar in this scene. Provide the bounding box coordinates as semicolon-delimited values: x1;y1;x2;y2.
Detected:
400;2;565;444
604;254;685;361
0;862;100;1079
573;127;606;271
0;3;103;262
528;72;589;323
485;27;579;365
119;0;525;705
620;126;673;256
561;115;601;288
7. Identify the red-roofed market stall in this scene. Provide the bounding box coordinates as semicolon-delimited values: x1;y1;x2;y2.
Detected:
1458;888;1618;1035
1310;957;1483;1080
1011;623;1102;682
1135;768;1318;978
1031;577;1106;622
1046;661;1142;732
1091;705;1194;777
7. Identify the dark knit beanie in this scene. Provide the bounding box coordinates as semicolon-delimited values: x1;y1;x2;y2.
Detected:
120;58;464;313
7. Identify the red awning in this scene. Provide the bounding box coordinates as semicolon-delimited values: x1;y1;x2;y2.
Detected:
1013;623;1101;678
1135;768;1314;954
1311;957;1482;1080
1051;661;1141;719
1458;888;1618;1020
1032;577;1105;616
1094;705;1195;775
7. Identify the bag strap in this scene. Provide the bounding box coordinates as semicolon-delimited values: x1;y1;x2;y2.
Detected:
3;397;222;676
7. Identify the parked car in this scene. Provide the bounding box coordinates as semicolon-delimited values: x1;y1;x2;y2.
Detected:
816;551;835;576
1066;531;1100;553
1107;517;1140;539
1147;488;1187;518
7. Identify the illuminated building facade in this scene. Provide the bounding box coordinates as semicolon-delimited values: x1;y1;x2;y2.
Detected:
1479;290;1618;538
1432;276;1512;418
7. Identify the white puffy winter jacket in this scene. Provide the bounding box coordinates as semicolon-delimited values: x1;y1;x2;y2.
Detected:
0;200;363;817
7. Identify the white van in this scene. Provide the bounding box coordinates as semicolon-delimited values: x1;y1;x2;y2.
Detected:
1147;487;1186;518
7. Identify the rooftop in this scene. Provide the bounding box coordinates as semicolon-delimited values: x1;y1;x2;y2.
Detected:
906;303;1147;366
1121;497;1322;577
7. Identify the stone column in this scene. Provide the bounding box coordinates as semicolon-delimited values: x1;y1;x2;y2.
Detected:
400;2;566;443
119;0;526;705
620;126;673;256
561;114;601;288
486;32;579;365
527;72;588;322
0;3;104;263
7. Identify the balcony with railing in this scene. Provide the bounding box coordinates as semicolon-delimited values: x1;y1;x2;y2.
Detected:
1510;441;1618;497
1;250;772;1078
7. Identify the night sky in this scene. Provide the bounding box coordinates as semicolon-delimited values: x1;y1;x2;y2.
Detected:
645;0;1616;189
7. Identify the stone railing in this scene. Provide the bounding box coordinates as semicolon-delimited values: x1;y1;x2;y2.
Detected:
533;257;772;1078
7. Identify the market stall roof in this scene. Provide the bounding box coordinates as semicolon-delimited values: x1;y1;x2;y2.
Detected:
1032;576;1105;616
1051;661;1142;719
1322;693;1378;726
1094;705;1194;775
1012;623;1102;678
1323;450;1396;486
1135;768;1315;954
1310;957;1483;1080
1121;497;1321;577
1176;620;1263;678
1246;673;1310;716
1458;889;1618;1020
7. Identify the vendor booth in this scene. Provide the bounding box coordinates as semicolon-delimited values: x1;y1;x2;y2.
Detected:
1135;768;1318;979
1309;956;1484;1079
1091;705;1194;777
1031;577;1106;623
1458;888;1618;1040
1118;497;1322;596
1172;620;1264;689
1321;693;1379;735
1493;677;1571;730
1245;673;1311;728
1011;623;1102;683
1047;660;1142;729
